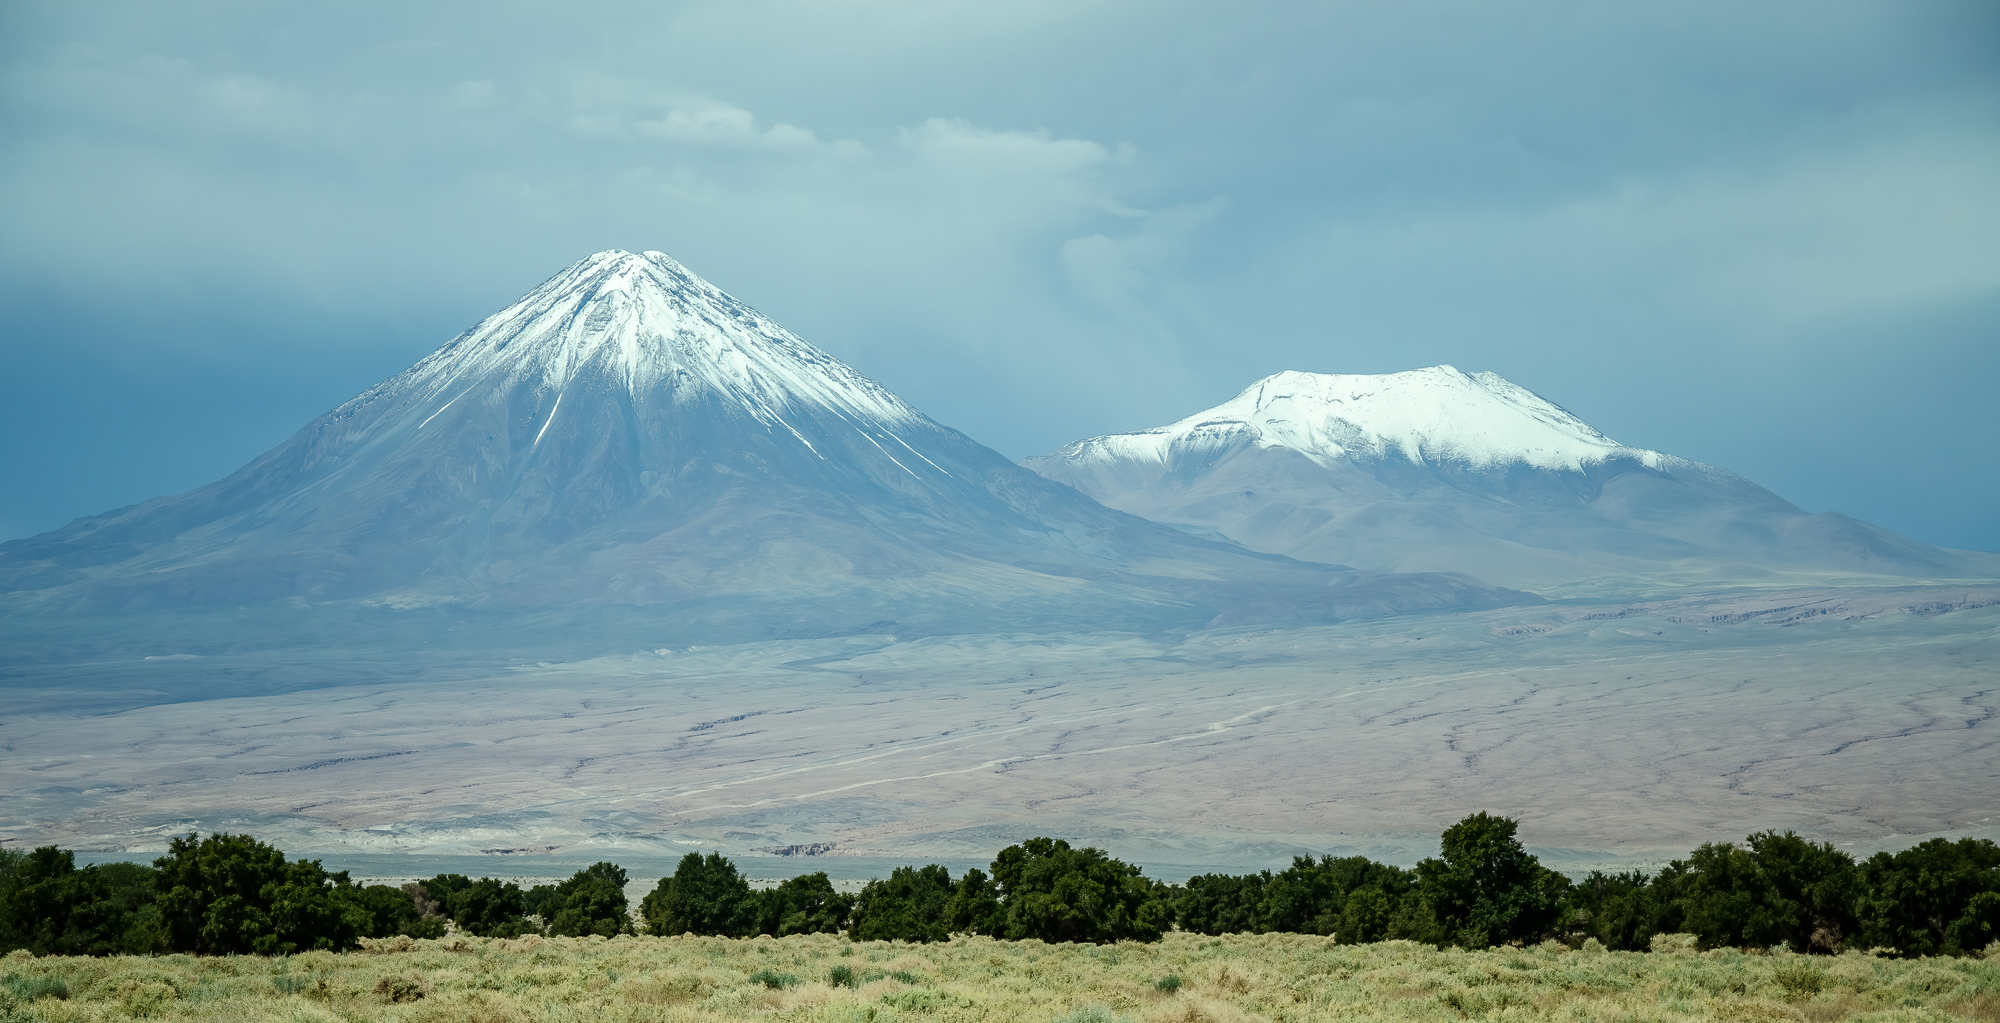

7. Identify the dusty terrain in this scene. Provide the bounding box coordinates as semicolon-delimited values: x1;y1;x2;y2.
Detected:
3;585;1994;875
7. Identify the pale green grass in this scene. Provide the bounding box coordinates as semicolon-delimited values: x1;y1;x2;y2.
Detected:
2;935;1994;1022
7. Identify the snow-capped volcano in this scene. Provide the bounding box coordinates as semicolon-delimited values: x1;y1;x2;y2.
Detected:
0;254;1526;655
1071;367;1666;473
394;249;923;435
1027;368;1997;596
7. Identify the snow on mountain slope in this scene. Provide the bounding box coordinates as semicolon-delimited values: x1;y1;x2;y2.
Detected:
1027;368;1999;596
1055;366;1667;474
376;249;924;442
0;254;1529;657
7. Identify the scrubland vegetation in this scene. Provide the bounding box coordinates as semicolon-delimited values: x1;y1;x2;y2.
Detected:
2;813;1997;1019
3;928;1998;1022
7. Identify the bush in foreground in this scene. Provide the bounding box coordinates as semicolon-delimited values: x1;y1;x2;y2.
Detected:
0;930;1994;1022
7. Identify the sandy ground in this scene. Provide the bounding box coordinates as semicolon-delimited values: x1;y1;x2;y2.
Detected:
3;584;1994;874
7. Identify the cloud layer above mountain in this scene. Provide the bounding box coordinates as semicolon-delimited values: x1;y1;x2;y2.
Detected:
3;0;1996;549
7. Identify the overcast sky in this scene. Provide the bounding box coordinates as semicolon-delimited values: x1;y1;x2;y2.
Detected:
3;0;1996;550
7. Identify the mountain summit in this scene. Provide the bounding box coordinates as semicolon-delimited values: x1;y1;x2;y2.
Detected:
1059;366;1664;473
1026;368;1998;596
0;254;1525;657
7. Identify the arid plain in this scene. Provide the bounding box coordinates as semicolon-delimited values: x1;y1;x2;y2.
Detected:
5;583;1992;875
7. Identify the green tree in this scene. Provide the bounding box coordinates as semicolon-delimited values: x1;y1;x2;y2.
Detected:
1413;812;1568;948
747;872;851;937
152;833;362;954
990;838;1169;943
539;862;632;937
421;873;474;909
334;883;441;939
849;865;957;942
1747;831;1857;952
1561;870;1673;950
1173;872;1268;935
1174;855;1415;940
1668;832;1856;952
944;868;1003;936
0;848;164;955
641;852;751;936
1854;837;2000;957
1268;855;1418;939
444;877;532;937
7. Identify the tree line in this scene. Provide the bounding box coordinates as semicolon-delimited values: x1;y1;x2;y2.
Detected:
3;814;1994;957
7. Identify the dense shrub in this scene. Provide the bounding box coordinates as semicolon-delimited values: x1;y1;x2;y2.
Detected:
151;832;375;954
1561;869;1671;950
340;883;443;940
1853;837;2000;956
641;852;752;936
440;877;533;938
746;871;852;937
6;819;1996;957
1658;831;1857;952
534;863;633;937
0;847;163;955
1175;855;1417;940
989;837;1171;943
1412;811;1570;948
849;865;959;942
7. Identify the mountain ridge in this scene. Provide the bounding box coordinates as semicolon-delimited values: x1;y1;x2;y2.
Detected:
1025;368;1999;596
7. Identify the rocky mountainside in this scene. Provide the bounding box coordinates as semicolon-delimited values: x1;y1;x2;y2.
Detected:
1025;367;1999;595
0;255;1526;659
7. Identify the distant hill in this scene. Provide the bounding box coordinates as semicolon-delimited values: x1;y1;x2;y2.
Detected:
1024;367;1999;596
0;254;1525;661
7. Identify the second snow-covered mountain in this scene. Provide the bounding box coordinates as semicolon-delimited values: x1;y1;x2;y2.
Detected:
1025;367;1996;595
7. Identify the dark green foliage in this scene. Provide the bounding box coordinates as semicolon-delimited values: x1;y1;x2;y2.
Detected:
538;862;633;937
3;823;1994;960
829;963;858;988
746;872;852;937
747;968;797;989
1413;812;1569;948
849;864;958;942
442;877;533;938
1854;837;2000;956
1561;870;1673;951
1174;871;1267;936
1155;975;1183;993
420;874;474;909
152;833;365;955
0;848;164;956
1174;855;1417;940
641;852;752;937
945;867;1003;936
335;883;434;939
989;837;1170;943
1664;831;1857;952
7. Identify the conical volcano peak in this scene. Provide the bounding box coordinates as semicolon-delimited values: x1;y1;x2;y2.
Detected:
1058;366;1665;473
388;248;921;427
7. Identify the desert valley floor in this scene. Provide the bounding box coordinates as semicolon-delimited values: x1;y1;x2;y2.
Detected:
3;583;1995;877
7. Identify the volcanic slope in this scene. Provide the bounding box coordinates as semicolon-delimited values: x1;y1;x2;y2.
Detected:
1025;367;2000;597
0;253;1523;659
